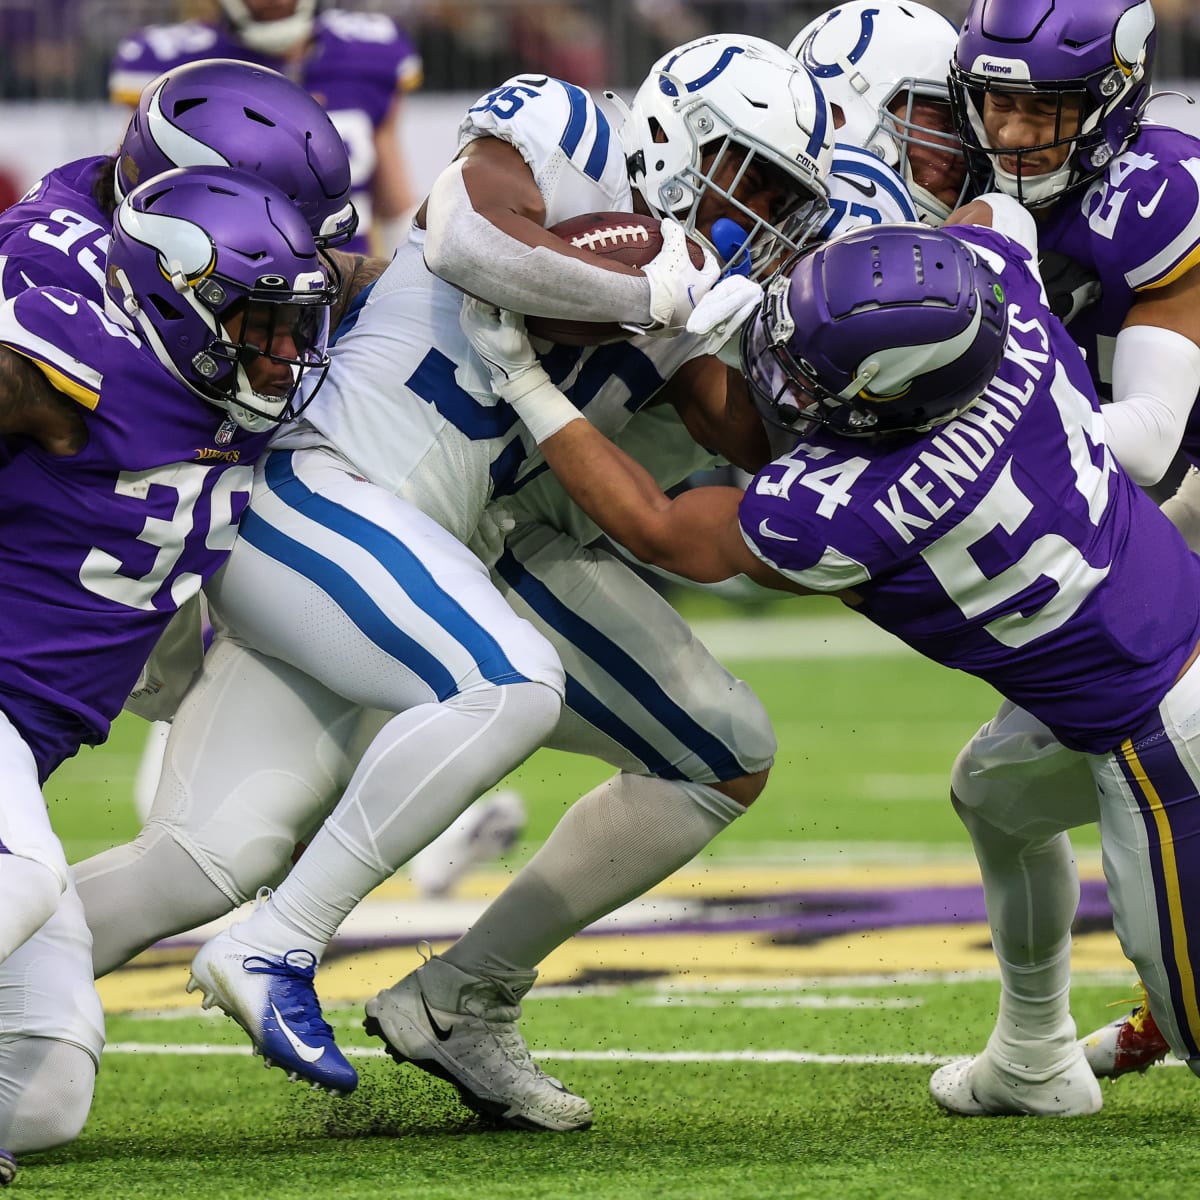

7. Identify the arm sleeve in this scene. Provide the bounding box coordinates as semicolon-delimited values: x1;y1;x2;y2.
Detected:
1102;324;1200;487
422;158;654;324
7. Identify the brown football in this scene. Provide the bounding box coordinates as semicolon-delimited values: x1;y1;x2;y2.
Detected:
523;213;704;346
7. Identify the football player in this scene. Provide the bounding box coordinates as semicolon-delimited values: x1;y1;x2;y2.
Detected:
460;204;1200;1119
0;166;335;1161
789;0;971;228
109;0;422;253
72;34;834;1123
937;0;1200;1099
0;58;366;315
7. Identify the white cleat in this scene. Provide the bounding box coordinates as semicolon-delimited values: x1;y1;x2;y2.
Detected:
408;789;527;898
364;953;592;1131
930;1044;1102;1117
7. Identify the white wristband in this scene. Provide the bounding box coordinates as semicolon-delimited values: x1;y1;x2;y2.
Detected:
502;371;584;444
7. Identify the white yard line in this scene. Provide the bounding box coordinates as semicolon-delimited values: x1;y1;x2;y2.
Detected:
102;1042;1188;1067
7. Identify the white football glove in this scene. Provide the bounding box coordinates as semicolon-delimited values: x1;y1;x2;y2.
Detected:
459;297;583;443
685;275;764;368
635;218;721;335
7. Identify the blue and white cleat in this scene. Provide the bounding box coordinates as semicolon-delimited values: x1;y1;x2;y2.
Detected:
188;928;358;1095
0;1148;16;1187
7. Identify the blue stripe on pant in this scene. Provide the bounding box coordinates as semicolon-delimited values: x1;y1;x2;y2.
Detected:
238;451;532;700
495;547;747;781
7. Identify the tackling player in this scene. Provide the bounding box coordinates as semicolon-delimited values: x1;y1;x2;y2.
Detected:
109;0;422;254
0;166;335;1164
939;0;1200;1097
459;207;1200;1119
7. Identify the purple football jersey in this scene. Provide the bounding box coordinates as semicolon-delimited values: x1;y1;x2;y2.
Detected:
109;12;422;254
1037;123;1200;459
0;288;271;778
0;156;111;303
740;226;1200;754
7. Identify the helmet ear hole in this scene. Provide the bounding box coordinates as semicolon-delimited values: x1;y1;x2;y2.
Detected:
147;293;185;322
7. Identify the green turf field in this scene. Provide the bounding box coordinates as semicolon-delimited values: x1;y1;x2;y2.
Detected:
25;602;1165;1198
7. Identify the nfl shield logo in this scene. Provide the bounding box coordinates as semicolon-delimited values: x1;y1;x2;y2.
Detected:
215;416;238;446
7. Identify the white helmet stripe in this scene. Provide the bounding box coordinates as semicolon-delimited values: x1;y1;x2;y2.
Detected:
144;82;230;172
842;299;985;401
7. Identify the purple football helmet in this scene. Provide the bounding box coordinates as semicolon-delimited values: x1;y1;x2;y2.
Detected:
950;0;1156;207
115;58;356;248
742;225;1009;438
106;165;334;432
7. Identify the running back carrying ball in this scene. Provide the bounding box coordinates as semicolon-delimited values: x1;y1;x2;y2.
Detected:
525;213;706;345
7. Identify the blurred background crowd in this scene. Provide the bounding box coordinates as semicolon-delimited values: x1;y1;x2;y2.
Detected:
13;0;1200;102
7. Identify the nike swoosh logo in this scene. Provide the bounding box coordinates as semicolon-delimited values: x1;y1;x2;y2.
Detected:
758;517;799;542
269;1001;326;1063
841;175;877;199
421;993;454;1042
1137;180;1169;219
44;291;79;316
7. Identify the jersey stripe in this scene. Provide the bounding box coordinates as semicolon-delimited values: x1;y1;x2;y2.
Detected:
1126;158;1200;289
3;342;101;410
557;80;611;183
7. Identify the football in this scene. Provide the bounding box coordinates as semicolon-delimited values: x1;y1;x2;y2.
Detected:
523;213;704;346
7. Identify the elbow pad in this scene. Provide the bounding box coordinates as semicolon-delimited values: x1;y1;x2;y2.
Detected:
1104;324;1200;487
423;158;653;324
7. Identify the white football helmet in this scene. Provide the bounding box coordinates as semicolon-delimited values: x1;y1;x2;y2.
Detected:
613;34;834;279
789;1;968;225
218;0;318;56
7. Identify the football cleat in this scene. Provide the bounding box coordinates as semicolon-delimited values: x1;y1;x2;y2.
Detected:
363;952;592;1131
1080;991;1171;1078
930;1043;1102;1117
408;789;527;898
0;1149;15;1188
188;928;358;1095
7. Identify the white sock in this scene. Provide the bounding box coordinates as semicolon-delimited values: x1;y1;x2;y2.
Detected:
235;682;561;959
444;773;745;976
954;794;1080;1060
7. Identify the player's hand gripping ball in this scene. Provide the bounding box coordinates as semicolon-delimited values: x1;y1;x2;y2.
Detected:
524;213;707;345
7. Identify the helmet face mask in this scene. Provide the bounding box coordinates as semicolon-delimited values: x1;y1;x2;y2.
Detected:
949;0;1156;207
106;166;334;433
742;227;1010;440
115;59;357;253
621;35;834;279
187;286;331;430
789;1;970;225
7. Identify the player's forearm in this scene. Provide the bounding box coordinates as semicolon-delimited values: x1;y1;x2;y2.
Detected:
536;419;683;565
422;159;654;323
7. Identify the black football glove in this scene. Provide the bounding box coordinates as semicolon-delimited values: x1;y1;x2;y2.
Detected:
1038;250;1102;326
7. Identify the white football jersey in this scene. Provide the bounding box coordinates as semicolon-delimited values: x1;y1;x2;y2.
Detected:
273;75;707;544
820;143;921;235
